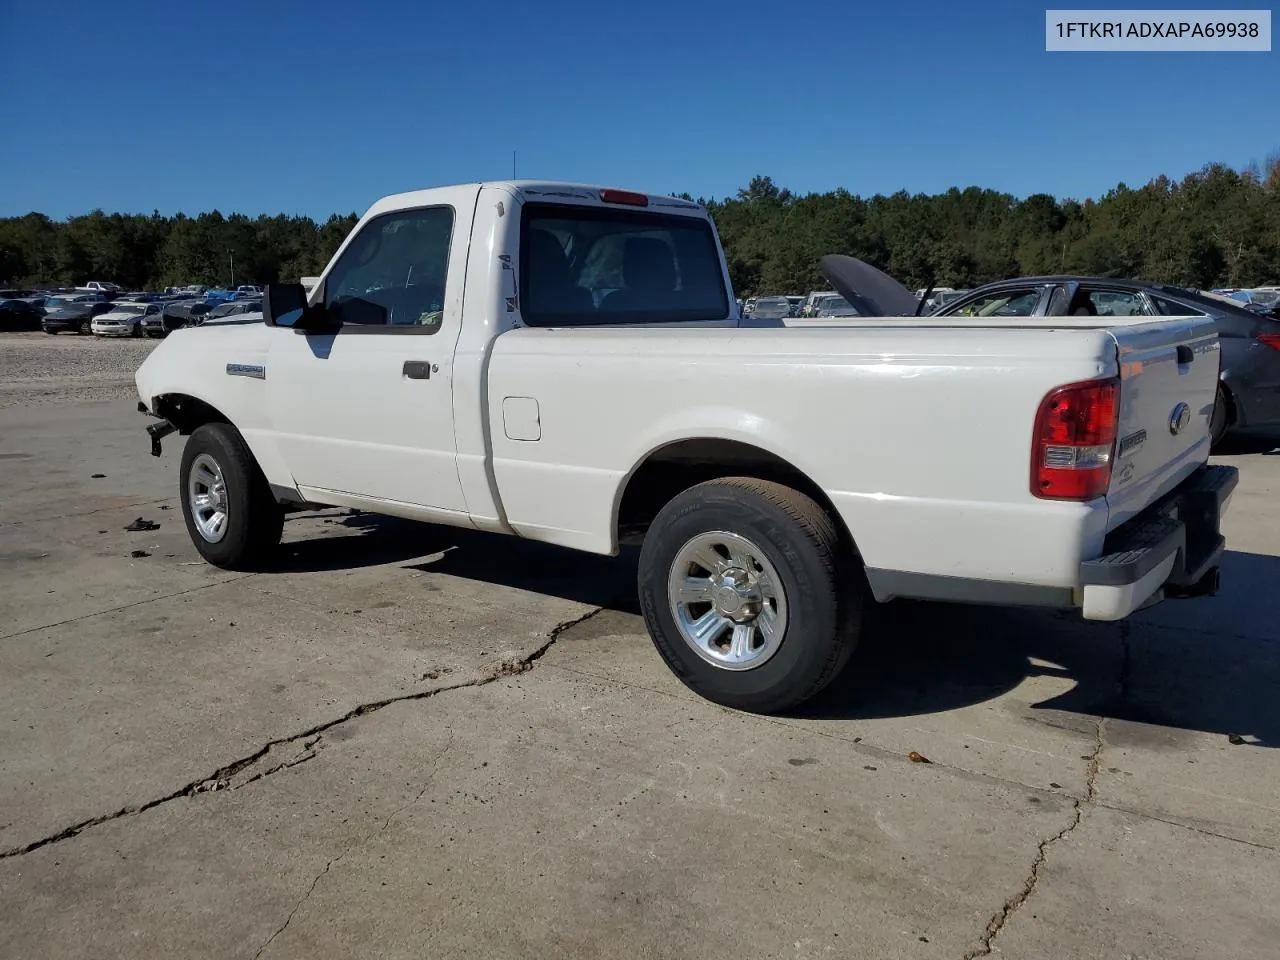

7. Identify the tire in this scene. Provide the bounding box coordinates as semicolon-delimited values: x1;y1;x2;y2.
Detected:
179;423;284;570
1210;384;1230;449
131;322;142;338
637;477;862;713
79;320;92;335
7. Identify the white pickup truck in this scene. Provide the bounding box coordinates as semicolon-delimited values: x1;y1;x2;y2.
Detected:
134;180;1238;712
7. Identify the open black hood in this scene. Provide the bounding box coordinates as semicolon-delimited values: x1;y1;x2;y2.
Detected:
819;254;919;317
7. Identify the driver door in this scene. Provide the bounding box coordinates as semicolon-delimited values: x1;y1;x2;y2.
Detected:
265;190;478;519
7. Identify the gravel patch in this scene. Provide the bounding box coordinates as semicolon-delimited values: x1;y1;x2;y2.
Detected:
0;332;159;407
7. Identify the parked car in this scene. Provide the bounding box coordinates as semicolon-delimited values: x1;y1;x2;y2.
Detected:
203;299;263;322
75;281;122;294
812;294;861;317
153;299;214;335
748;295;792;320
0;296;44;331
802;290;838;316
91;302;161;337
933;276;1280;446
42;298;117;334
134;181;1235;714
235;285;263;297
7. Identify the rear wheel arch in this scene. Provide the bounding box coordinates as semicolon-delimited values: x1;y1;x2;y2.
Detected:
614;437;859;557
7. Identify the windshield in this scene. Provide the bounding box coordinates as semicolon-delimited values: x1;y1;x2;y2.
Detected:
1252;291;1280;308
112;304;146;315
45;297;75;311
520;204;728;326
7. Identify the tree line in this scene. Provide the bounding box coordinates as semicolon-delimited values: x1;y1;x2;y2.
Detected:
2;159;1277;295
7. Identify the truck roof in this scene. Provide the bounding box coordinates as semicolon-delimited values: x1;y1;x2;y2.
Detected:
367;181;707;219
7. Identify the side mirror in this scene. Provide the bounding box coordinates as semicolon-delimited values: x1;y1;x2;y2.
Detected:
263;282;339;333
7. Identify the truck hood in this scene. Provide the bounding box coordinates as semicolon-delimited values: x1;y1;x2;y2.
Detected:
819;255;920;317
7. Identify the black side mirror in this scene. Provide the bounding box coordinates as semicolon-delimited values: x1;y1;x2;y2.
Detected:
264;282;339;333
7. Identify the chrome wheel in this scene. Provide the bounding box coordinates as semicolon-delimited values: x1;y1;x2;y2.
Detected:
188;453;229;543
667;530;787;671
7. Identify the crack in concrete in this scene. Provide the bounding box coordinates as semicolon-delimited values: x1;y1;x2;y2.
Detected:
962;718;1105;960
0;606;602;861
0;497;175;529
0;575;255;642
252;734;455;959
1094;801;1278;852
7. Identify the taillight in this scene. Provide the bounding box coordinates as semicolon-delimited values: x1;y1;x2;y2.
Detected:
1259;332;1280;352
1031;377;1120;501
599;188;649;207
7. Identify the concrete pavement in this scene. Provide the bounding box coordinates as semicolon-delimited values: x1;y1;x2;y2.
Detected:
1;335;1277;959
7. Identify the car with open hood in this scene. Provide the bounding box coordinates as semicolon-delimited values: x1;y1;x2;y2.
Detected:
932;276;1280;447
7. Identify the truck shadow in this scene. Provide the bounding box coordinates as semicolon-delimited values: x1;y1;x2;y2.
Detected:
801;548;1280;747
1214;432;1280;455
276;510;642;609
273;513;1279;747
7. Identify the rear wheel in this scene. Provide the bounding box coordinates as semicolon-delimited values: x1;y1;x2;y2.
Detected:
179;423;284;570
1210;384;1231;449
637;477;862;713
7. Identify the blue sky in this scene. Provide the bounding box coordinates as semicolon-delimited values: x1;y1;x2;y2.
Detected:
1;0;1276;218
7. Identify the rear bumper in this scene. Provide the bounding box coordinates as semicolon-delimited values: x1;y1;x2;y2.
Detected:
1079;463;1238;620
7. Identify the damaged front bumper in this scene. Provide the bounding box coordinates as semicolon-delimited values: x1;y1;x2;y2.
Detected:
138;401;177;456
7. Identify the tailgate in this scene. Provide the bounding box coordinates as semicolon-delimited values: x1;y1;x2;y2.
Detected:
1106;316;1221;529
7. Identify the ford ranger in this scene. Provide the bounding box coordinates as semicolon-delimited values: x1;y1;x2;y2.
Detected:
134;181;1238;712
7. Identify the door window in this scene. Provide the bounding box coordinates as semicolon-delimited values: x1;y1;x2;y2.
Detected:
1151;296;1207;317
944;289;1042;317
324;206;454;332
1087;290;1152;317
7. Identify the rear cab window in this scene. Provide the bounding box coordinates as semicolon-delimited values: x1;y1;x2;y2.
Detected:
519;203;729;326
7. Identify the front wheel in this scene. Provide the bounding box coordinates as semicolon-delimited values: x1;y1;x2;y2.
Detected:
179;423;284;570
637;477;862;713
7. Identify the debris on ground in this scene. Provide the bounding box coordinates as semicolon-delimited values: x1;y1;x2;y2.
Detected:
129;550;151;559
908;751;932;764
124;517;160;532
90;473;106;478
1228;734;1246;745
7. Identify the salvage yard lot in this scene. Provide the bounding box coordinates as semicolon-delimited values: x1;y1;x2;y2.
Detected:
1;331;1278;959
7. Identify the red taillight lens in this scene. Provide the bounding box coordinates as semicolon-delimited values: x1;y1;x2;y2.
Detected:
1259;332;1280;352
599;188;649;207
1031;378;1120;501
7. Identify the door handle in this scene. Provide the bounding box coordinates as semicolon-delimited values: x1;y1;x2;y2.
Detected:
403;361;432;379
1176;345;1194;365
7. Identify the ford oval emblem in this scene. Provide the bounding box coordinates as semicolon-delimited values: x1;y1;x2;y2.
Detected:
1169;402;1191;436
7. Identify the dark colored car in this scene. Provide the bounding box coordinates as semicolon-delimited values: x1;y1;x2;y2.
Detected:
933;276;1280;446
145;299;215;337
0;297;44;331
41;299;117;334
